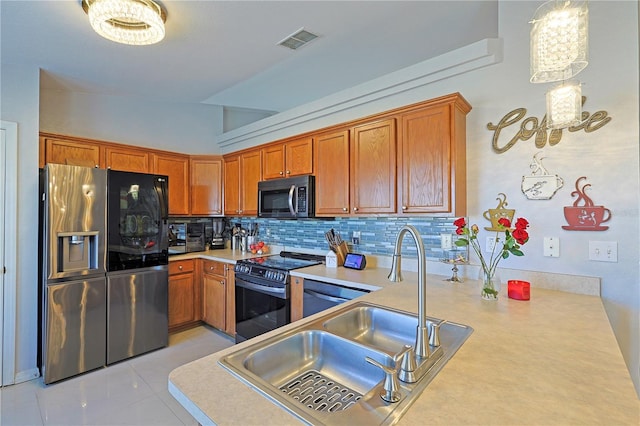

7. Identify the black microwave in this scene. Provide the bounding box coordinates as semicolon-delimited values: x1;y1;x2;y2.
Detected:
258;175;315;219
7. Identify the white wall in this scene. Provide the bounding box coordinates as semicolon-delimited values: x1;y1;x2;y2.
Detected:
40;88;223;155
5;0;639;396
0;63;41;382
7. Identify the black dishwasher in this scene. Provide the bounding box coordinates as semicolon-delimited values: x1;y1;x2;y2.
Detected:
302;279;370;318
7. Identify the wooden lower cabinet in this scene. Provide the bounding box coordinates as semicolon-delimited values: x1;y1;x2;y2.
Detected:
168;259;201;332
290;276;304;323
201;259;236;336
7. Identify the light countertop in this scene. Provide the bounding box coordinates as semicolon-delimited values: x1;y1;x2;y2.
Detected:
168;253;639;425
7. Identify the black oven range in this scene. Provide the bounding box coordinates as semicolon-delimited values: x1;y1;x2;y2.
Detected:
234;252;323;343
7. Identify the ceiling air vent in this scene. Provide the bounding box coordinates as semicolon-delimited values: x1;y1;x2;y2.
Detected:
277;28;318;50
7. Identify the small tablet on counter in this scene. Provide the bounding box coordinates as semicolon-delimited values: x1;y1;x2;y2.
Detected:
343;253;367;270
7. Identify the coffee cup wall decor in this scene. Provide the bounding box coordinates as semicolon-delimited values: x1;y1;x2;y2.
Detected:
483;193;516;231
562;176;612;231
521;152;564;200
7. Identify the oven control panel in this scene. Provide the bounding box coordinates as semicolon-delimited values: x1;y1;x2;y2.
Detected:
234;263;288;284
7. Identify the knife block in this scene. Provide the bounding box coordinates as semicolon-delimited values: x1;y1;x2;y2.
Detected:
335;241;349;266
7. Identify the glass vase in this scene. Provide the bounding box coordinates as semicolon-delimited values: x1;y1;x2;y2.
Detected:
479;269;500;301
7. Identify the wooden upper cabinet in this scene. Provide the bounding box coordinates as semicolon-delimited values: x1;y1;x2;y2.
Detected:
350;119;396;215
398;95;470;216
105;146;150;173
239;149;262;216
43;137;102;168
190;156;223;216
223;154;241;216
224;149;260;216
314;129;351;216
152;153;190;216
262;137;313;180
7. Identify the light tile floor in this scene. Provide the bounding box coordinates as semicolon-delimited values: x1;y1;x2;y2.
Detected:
1;326;234;426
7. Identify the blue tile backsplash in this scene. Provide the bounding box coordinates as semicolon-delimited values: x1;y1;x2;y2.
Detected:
229;216;466;260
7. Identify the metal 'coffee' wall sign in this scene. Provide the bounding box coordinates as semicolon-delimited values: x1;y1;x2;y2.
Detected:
487;97;612;154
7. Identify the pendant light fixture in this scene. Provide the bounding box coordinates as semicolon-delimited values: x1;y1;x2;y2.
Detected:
530;0;588;83
546;80;582;129
530;0;589;129
82;0;166;46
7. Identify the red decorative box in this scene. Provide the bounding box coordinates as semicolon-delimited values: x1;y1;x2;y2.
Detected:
507;280;530;300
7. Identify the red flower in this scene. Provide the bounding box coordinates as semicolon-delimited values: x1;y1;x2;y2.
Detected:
455;227;464;235
512;228;529;245
515;218;529;230
453;217;466;228
497;217;511;228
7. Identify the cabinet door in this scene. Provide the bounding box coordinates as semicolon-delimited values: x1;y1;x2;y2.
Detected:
44;138;102;168
225;268;235;336
168;273;197;330
202;273;226;331
351;119;396;214
190;157;223;215
223;155;240;216
262;144;286;180
105;146;150;173
314;130;350;216
285;137;313;177
399;105;451;214
239;149;262;216
153;154;190;215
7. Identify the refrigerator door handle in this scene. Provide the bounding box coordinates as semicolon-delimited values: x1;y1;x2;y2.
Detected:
155;177;169;219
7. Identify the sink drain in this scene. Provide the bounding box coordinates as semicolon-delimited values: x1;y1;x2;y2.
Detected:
280;370;363;412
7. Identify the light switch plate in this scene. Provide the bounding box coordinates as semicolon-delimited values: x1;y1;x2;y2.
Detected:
589;241;618;262
543;237;560;257
440;234;453;250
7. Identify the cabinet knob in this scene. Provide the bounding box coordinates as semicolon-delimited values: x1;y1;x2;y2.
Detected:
178;265;183;270
286;170;290;174
239;210;243;214
210;266;214;270
402;206;407;210
342;207;348;212
353;207;359;212
220;280;225;285
279;171;284;175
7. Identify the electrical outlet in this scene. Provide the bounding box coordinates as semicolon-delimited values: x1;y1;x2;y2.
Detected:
588;241;618;262
486;236;497;252
543;237;560;257
440;234;453;250
352;231;361;245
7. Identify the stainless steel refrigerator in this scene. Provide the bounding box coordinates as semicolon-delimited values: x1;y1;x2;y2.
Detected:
39;164;169;384
40;164;108;384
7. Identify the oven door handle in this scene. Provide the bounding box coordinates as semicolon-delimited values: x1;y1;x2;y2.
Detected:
236;279;287;297
304;289;350;304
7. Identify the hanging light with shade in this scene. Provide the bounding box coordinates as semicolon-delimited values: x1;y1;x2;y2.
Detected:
530;0;588;129
546;80;583;129
82;0;166;46
530;0;589;83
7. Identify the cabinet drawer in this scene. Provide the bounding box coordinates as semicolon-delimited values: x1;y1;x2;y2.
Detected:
202;260;227;277
169;259;195;275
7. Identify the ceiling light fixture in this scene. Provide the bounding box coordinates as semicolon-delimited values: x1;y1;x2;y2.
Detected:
530;0;588;83
82;0;166;46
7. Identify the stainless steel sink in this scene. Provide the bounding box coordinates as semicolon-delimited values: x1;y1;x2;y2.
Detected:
219;302;473;425
322;305;418;353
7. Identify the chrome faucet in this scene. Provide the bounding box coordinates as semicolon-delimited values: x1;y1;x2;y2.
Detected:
388;225;430;362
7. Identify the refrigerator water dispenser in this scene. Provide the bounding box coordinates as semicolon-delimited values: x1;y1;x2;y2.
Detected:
58;231;99;273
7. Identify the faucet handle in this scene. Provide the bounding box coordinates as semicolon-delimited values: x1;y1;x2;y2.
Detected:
365;356;402;403
395;345;418;383
428;319;447;347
